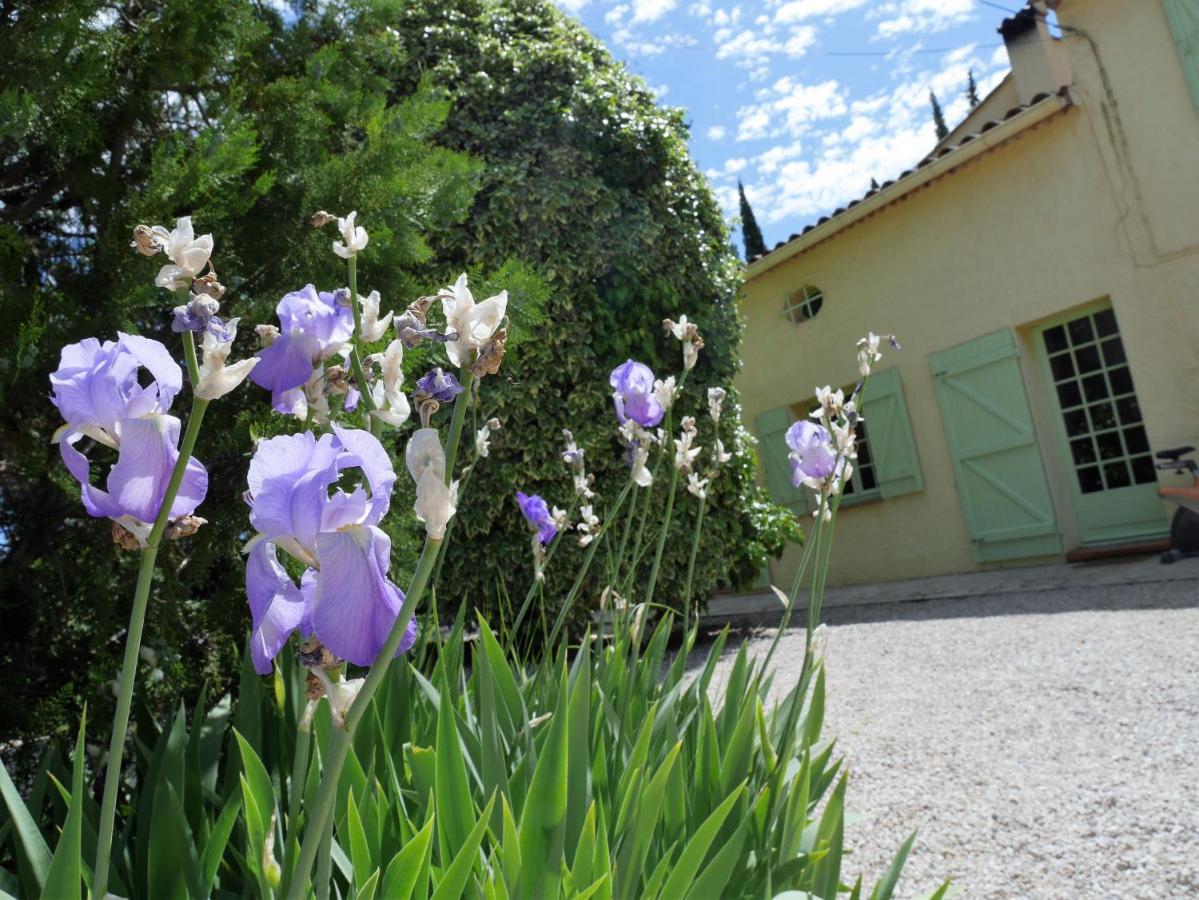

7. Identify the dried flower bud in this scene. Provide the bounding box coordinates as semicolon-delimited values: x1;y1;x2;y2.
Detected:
165;515;207;540
130;224;162;256
111;520;144;551
472;325;508;378
310;210;335;229
256;323;280;348
334;287;353;308
193;271;226;301
305;671;325;701
297;636;340;671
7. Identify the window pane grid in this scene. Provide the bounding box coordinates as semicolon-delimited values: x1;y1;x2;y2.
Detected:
781;285;824;324
1042;312;1155;494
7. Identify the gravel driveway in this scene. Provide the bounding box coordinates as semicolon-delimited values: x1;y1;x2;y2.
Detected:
709;574;1199;899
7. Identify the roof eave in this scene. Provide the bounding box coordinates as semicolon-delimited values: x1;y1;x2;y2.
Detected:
744;88;1073;282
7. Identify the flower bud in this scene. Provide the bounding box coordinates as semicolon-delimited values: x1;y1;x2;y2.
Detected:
130;224;163;256
310;210;336;228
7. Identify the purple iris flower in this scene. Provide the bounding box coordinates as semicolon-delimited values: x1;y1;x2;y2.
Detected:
244;424;416;673
785;420;836;484
516;491;557;544
609;359;664;428
415;367;464;403
171;296;231;342
50;334;207;529
250;285;353;414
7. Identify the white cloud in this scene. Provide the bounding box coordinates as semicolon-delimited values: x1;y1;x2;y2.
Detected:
716;25;816;62
724;157;748;173
725;43;1008;227
873;0;976;39
632;0;679;24
735;78;846;141
555;0;591;13
648;82;671;98
774;0;868;24
604;4;629;25
707;125;728;140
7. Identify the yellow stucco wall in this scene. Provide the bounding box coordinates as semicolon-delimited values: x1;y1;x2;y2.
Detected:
738;0;1199;589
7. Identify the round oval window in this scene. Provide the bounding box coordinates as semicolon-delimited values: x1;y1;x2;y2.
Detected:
783;285;823;324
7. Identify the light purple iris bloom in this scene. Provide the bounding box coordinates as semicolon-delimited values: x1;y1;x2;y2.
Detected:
785;420;836;485
244;424;416;673
609;359;664;428
250;285;353;414
516;491;557;544
415;367;464;403
49;334;208;529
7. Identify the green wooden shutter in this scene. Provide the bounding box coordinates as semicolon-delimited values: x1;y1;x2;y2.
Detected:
860;366;923;498
930;330;1063;563
1164;0;1199;111
755;406;808;514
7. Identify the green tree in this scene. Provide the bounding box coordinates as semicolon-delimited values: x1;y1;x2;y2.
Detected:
0;0;481;744
930;90;949;140
738;179;768;260
967;69;981;108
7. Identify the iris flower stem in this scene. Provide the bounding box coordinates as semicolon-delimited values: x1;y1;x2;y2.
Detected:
345;255;379;435
287;539;441;899
643;463;680;609
547;477;634;648
289;369;473;898
92;331;210;900
681;494;707;636
287;724;311;835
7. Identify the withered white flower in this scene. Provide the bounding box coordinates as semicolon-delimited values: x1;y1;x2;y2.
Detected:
856;332;882;377
663;315;704;371
333;211;369;259
653;375;676;412
707;386;726;422
576;505;600;546
674;416;701;472
406;427;456;539
631;444;652;487
713;437;733;466
358;290;393;343
811;386;845;421
152;217;214;290
475;417;502;458
194;318;259;401
439;273;507;368
369;339;411;428
686;472;710;499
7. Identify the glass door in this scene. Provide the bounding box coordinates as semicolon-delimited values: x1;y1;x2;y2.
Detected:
1035;304;1167;545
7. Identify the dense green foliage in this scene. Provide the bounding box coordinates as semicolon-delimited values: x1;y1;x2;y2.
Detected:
0;0;482;744
738;179;768;261
0;614;942;899
0;0;797;745
386;0;799;629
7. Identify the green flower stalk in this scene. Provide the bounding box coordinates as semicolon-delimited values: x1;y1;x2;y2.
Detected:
93;333;211;899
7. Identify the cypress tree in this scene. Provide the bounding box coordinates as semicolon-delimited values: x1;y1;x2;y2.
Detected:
967;69;981;108
930;90;949;140
738;179;767;260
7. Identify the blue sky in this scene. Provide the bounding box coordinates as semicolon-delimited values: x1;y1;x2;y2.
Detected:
552;0;1023;250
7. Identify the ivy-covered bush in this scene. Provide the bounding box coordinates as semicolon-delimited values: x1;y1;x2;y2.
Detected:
385;0;799;623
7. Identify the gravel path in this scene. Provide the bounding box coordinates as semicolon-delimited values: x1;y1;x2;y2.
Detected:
709;577;1199;899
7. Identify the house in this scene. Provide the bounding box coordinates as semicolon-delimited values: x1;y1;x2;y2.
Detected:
738;0;1199;589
